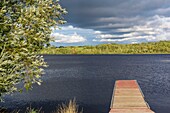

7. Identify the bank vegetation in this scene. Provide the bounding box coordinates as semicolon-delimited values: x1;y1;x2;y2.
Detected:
40;41;170;54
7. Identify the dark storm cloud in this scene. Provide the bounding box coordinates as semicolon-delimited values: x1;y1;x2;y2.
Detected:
60;0;170;28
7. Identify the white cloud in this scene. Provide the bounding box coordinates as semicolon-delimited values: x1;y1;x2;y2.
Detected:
92;23;130;29
114;26;154;33
51;32;86;43
51;25;105;45
94;31;102;34
95;31;142;39
52;25;91;31
96;34;116;38
61;25;81;30
94;15;170;43
154;7;170;15
98;16;142;23
51;16;170;45
114;28;134;32
51;25;96;44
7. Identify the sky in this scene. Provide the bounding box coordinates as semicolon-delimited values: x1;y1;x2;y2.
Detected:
51;0;170;46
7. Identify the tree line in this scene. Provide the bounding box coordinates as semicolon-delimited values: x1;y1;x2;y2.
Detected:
40;41;170;54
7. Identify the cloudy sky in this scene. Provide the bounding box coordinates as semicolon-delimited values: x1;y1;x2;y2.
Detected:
51;0;170;46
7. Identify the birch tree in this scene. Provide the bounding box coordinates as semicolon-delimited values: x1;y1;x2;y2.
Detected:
0;0;66;100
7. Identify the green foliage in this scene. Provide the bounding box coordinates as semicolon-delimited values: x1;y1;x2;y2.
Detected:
0;0;66;99
40;41;170;54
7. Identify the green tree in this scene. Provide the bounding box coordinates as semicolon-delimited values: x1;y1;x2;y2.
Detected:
0;0;66;100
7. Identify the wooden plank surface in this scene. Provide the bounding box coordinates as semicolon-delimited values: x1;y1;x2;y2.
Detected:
109;80;155;113
109;108;155;113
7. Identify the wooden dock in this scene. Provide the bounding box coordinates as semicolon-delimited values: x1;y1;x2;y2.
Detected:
109;80;155;113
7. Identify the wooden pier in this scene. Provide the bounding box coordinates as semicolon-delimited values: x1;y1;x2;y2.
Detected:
109;80;155;113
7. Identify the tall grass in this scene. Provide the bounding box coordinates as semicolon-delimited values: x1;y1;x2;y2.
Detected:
25;107;42;113
1;99;82;113
54;99;83;113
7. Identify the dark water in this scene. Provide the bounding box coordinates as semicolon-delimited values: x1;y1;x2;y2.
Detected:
1;55;170;113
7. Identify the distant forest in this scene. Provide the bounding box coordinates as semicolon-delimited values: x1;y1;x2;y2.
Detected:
40;41;170;54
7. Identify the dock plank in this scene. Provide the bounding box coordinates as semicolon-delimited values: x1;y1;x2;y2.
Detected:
109;108;155;113
109;80;155;113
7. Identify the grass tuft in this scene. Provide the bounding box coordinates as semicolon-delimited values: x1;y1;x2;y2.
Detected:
25;106;42;113
54;99;83;113
1;99;83;113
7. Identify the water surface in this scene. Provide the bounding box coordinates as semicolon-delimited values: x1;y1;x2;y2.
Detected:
1;55;170;113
